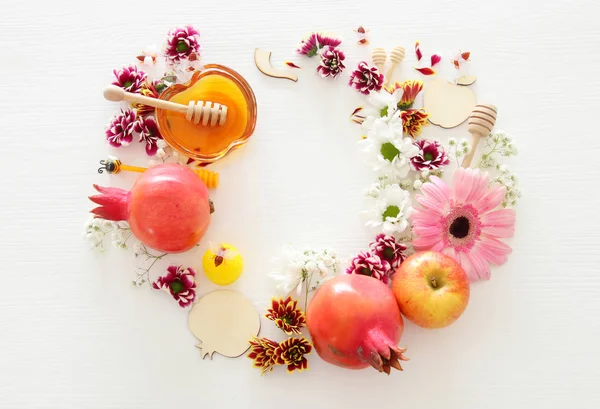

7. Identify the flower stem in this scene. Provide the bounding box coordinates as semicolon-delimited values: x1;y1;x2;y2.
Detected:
304;273;313;312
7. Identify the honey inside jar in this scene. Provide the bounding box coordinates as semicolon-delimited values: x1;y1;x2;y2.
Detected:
156;65;257;163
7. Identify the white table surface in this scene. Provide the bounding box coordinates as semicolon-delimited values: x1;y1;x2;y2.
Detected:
1;0;599;408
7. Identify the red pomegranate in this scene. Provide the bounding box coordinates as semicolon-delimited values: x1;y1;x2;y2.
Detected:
89;163;211;253
306;274;408;374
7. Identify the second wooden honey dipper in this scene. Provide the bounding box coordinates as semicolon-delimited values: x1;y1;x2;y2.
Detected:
461;104;498;168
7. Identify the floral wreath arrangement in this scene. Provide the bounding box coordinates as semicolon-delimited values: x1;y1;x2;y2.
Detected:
87;25;521;376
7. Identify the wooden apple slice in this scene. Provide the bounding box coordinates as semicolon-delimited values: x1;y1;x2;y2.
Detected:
423;79;477;128
254;48;298;82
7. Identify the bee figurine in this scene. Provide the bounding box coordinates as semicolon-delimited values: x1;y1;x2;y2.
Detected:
202;242;244;286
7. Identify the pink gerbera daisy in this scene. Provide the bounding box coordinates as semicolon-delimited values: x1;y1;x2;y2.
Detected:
411;168;516;281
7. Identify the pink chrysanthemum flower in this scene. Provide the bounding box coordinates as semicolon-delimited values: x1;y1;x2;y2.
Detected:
317;46;346;78
133;116;163;156
296;33;342;57
152;265;197;308
112;65;147;93
411;139;450;171
370;234;406;269
164;25;200;64
349;61;384;95
412;168;516;281
105;109;136;148
346;251;392;284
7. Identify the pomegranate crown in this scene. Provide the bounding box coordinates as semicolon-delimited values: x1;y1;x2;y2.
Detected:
89;184;129;222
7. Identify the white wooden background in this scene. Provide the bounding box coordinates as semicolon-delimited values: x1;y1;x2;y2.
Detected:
1;0;599;408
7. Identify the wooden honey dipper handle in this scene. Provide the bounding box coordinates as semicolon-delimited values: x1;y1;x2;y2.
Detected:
384;46;406;87
103;85;228;127
104;85;188;114
461;104;498;168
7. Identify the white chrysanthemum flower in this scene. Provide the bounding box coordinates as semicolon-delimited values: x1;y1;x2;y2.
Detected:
364;88;404;121
366;184;413;235
359;118;419;179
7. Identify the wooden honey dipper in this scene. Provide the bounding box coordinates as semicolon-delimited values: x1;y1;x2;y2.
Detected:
384;46;405;87
103;85;228;127
372;48;387;73
98;156;219;189
461;104;498;168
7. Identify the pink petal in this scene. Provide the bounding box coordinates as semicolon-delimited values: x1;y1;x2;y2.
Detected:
466;250;491;281
475;237;512;266
456;251;476;281
481;209;516;238
430;176;452;199
416;195;443;212
430;54;442;66
474;185;506;214
421;182;450;208
430;240;446;252
413;225;443;237
452;168;473;203
413;235;441;249
465;171;489;203
411;212;442;227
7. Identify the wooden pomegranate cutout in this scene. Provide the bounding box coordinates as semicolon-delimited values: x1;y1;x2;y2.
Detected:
188;290;260;359
423;78;477;128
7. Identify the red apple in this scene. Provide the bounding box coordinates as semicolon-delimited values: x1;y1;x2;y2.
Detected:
392;251;470;329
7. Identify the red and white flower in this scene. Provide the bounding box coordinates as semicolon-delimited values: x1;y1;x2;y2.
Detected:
133;116;163;156
349;61;384;95
105;109;136;148
152;265;197;308
112;65;147;94
317;46;346;78
164;25;200;64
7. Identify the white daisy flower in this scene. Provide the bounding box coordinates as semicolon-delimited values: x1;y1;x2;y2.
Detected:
365;88;404;121
359;118;419;179
365;184;413;235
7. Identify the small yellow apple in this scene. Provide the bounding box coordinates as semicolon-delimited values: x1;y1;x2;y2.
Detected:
202;243;243;286
392;251;470;329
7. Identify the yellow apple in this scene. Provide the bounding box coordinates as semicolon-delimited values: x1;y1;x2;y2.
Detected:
392;251;470;329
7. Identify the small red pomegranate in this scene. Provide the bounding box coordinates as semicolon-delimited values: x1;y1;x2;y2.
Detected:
306;274;408;374
89;163;211;253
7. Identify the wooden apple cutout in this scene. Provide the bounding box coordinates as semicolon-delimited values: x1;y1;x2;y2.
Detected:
423;79;477;129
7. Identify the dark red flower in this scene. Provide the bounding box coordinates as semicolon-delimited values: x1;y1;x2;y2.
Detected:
152;265;196;308
248;337;279;374
274;337;312;373
411;139;450;170
317;46;346;78
133;116;163;156
164;26;200;64
349;61;384;95
370;234;407;269
112;65;147;93
265;296;306;335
